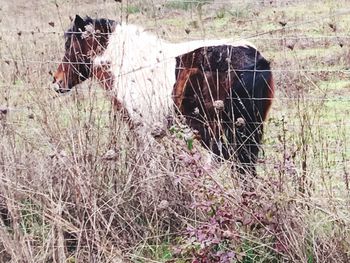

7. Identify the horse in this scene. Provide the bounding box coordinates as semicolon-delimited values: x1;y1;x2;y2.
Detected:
52;15;116;93
52;15;274;175
173;46;274;175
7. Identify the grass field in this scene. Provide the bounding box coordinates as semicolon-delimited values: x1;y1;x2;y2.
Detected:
0;0;350;262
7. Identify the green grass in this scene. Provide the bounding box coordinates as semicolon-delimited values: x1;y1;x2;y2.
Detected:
161;17;188;27
322;99;350;122
318;80;350;93
240;240;278;263
165;0;194;11
125;5;141;14
132;243;174;262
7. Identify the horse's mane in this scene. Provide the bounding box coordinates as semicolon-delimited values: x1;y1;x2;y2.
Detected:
63;16;117;53
100;24;173;76
64;16;116;38
114;24;169;45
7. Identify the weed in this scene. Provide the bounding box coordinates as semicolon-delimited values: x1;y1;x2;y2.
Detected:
215;8;226;20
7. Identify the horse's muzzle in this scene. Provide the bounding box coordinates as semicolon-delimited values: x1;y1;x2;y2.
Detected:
51;81;71;93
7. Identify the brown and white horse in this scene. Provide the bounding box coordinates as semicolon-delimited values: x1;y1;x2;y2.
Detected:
52;15;274;175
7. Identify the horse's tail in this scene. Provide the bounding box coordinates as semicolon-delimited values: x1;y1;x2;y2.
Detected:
246;55;274;122
258;57;274;121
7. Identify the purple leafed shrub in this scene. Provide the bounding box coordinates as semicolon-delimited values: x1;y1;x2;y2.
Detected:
173;149;293;262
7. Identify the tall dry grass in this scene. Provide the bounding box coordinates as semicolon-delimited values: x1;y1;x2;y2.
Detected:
1;0;350;262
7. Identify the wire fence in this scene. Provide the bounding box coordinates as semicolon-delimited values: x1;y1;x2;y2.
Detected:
2;58;350;75
1;1;349;163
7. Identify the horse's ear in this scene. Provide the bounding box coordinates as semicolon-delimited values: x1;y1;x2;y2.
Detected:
74;15;85;31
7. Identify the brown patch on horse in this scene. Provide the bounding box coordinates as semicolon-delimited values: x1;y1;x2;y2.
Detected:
172;68;199;111
92;63;114;91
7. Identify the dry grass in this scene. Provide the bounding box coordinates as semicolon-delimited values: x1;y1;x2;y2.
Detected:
1;0;350;262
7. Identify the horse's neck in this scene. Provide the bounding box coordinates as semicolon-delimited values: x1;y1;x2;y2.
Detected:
95;27;176;126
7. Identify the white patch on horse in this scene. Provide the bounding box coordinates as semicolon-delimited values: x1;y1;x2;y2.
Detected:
93;24;256;132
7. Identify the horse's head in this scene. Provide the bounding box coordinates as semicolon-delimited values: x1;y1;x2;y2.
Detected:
52;15;115;93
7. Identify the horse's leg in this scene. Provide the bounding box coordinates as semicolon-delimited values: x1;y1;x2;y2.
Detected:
92;65;136;129
110;96;138;129
199;71;232;160
227;68;273;177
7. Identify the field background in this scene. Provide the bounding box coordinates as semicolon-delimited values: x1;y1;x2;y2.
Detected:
0;0;350;262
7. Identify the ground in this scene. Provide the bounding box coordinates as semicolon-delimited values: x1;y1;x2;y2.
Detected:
0;0;349;262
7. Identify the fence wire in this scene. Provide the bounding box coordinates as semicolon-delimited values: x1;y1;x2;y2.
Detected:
1;0;349;172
